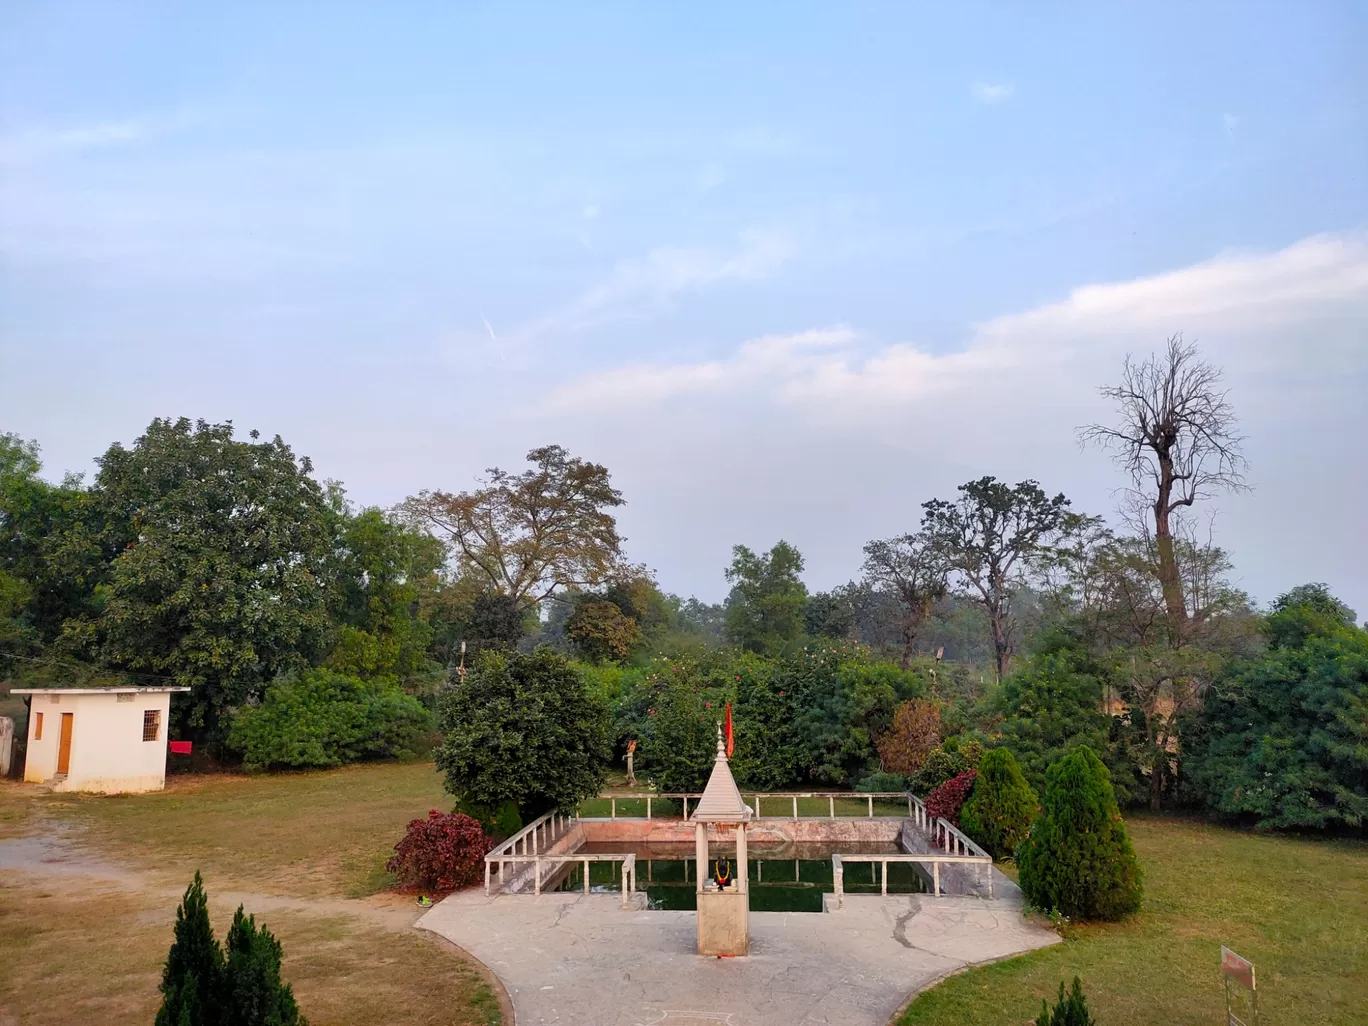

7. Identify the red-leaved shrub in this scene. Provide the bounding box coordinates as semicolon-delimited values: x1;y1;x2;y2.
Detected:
924;770;978;826
387;810;488;892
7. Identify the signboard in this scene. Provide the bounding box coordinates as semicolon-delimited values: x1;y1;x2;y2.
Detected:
1221;946;1257;1026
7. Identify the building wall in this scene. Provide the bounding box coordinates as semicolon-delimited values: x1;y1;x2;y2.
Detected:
23;692;174;793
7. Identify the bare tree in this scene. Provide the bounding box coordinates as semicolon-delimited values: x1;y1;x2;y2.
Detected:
1080;335;1247;644
861;533;946;670
399;445;631;612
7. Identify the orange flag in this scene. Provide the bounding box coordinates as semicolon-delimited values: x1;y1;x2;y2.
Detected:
725;701;734;757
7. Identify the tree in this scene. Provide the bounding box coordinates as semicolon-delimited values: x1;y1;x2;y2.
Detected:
723;541;808;654
959;748;1038;859
876;699;942;776
1081;335;1248;644
804;588;856;639
922;477;1086;681
326;506;443;680
221;907;307;1026
565;598;639;662
862;533;947;669
66;419;333;737
436;649;611;820
1018;746;1143;921
1182;585;1368;830
401;445;630;612
156;872;223;1026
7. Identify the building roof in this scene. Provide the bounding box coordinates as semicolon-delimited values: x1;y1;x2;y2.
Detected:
691;727;753;823
10;687;192;695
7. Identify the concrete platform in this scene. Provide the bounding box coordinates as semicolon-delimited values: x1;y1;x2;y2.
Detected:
419;888;1058;1026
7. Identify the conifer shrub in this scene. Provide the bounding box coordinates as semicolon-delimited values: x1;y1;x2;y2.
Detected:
156;873;307;1026
924;769;977;825
1035;977;1097;1026
156;872;222;1026
1018;746;1143;921
959;747;1038;859
387;810;488;892
222;908;306;1026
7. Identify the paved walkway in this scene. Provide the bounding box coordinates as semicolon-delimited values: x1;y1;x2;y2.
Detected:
419;888;1058;1026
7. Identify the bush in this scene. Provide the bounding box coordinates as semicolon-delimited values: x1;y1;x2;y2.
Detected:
1018;747;1143;921
910;738;983;795
387;810;488;892
959;748;1038;859
924;770;978;825
1035;977;1096;1026
228;669;431;771
156;874;307;1026
855;771;908;793
437;649;612;820
875;698;942;776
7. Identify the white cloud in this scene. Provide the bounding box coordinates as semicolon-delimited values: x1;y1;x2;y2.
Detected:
0;121;149;165
972;82;1014;104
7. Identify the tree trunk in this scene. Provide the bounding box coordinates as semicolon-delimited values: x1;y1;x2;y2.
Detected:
989;613;1010;683
1152;460;1188;646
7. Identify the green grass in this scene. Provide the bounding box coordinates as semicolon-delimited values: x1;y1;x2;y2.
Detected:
898;816;1368;1026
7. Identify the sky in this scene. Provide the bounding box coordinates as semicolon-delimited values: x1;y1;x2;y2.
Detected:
2;2;1366;615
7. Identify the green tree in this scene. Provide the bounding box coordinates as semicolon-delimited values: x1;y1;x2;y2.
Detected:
1182;586;1368;830
723;541;809;655
221;907;307;1026
862;533;947;669
636;671;721;793
565;598;640;662
227;669;431;771
804;589;856;640
959;747;1038;859
1018;746;1143;921
156;872;223;1026
326;507;442;680
922;477;1088;681
65;419;333;737
436;649;611;820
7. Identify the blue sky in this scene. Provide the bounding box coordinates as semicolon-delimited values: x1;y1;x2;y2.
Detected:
3;2;1366;614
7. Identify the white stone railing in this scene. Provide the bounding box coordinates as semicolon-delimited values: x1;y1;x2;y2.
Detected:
830;851;994;906
485;851;636;905
577;791;914;821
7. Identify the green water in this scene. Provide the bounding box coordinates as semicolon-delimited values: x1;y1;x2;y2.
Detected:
553;840;925;912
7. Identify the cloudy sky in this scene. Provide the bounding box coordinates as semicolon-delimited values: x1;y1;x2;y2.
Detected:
3;3;1366;614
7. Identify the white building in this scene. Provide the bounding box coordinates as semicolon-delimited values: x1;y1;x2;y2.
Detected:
14;686;190;794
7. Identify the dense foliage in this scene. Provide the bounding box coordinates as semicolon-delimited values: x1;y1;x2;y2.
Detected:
876;698;942;776
227;670;431;771
1018;747;1143;921
1034;978;1096;1026
156;873;306;1026
959;747;1038;858
1183;588;1368;830
924;770;978;825
436;649;612;820
387;810;489;891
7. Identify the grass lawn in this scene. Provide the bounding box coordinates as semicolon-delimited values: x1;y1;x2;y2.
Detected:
898;816;1368;1026
0;761;503;1026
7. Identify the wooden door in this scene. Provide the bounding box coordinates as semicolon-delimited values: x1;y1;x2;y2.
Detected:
57;713;73;774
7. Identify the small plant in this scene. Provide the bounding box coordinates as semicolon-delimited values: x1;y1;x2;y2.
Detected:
156;873;307;1026
387;810;488;892
959;747;1038;859
924;769;978;825
1035;976;1096;1026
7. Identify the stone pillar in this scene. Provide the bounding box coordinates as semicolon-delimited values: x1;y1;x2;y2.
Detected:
735;822;748;895
694;819;708;895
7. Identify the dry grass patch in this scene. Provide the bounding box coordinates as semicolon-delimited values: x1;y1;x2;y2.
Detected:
898;816;1368;1026
0;876;500;1026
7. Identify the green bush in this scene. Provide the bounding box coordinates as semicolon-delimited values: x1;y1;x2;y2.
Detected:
855;771;908;793
1035;977;1096;1026
228;669;431;771
437;649;612;820
959;748;1038;859
1018;746;1143;921
910;738;983;795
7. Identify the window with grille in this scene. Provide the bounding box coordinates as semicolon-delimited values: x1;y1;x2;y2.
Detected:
143;709;160;742
34;712;43;740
